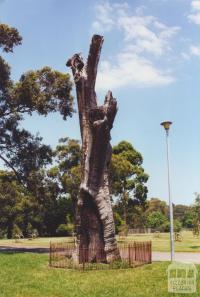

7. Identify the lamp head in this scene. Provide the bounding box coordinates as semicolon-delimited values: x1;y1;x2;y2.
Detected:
161;121;172;132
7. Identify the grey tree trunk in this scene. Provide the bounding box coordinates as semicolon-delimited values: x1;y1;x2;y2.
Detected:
66;35;120;263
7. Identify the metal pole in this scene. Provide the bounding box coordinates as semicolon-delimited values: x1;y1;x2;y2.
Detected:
165;129;174;262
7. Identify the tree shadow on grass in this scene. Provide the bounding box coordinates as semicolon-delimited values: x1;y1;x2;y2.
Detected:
0;246;49;254
190;246;200;250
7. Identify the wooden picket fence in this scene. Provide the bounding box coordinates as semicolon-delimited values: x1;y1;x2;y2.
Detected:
49;241;152;270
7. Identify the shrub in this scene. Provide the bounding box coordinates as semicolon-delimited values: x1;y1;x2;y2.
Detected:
174;219;182;233
56;223;74;236
160;219;182;232
118;222;129;236
12;224;22;239
160;221;170;232
147;211;167;229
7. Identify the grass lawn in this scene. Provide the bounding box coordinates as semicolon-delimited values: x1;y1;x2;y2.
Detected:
1;231;200;252
125;231;200;252
0;236;70;247
0;252;199;297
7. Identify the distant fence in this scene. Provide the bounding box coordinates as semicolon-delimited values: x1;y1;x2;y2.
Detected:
122;228;194;235
128;228;152;234
49;241;152;270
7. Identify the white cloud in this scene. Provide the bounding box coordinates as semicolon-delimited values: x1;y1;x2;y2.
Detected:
188;13;200;24
181;52;191;60
188;0;200;25
190;44;200;58
92;2;115;32
191;0;200;10
92;1;179;90
118;15;179;56
96;52;174;90
135;5;147;16
92;2;129;32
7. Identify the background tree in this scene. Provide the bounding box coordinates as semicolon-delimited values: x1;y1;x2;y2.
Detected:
0;168;75;238
173;204;193;228
0;170;32;238
146;211;167;229
0;23;74;187
46;137;81;233
111;141;148;228
146;198;168;217
144;198;186;232
192;193;200;235
52;137;81;212
0;23;75;238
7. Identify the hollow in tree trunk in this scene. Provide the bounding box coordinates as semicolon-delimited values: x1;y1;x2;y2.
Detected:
66;35;120;263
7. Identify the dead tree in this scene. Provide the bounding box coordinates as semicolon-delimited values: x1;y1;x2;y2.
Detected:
66;35;120;263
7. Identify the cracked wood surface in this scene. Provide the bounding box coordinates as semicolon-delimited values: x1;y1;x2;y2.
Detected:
67;35;120;263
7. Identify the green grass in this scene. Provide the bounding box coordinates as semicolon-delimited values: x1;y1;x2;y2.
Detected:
0;252;199;297
1;231;200;252
0;236;71;247
122;231;200;252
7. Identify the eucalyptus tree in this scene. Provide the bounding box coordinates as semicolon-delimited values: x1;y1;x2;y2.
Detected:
0;23;74;186
111;141;149;226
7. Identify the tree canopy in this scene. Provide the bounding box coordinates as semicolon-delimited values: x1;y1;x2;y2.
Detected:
1;23;196;240
0;23;74;186
111;141;149;226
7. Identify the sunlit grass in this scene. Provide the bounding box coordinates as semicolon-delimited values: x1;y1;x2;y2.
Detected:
0;253;199;297
0;231;200;252
121;231;200;252
0;236;72;247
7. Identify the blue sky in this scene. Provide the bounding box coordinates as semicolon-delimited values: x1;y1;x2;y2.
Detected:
0;0;200;205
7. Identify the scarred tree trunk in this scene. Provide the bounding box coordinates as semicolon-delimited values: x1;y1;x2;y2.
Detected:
66;35;120;263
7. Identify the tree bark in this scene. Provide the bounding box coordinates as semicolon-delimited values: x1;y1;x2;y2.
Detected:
66;35;120;263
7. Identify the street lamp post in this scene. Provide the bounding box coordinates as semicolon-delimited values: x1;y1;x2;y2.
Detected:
161;121;174;262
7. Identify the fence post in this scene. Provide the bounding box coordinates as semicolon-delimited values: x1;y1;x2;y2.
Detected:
49;240;152;270
49;241;52;267
128;244;131;267
134;242;137;261
149;241;152;263
82;248;85;271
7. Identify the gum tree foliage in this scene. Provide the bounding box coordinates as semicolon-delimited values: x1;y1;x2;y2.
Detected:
146;198;168;216
0;24;74;186
48;138;149;232
0;170;29;238
146;211;167;229
50;139;149;230
111;141;149;226
47;137;81;222
0;169;73;238
192;193;200;234
0;23;74;238
173;204;193;228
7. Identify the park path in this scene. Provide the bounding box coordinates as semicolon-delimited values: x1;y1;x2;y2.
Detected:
0;246;200;264
153;252;200;263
